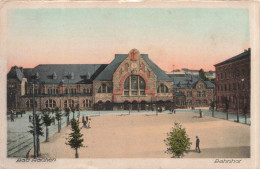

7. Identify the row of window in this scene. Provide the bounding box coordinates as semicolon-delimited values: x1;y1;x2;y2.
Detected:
217;69;248;80
217;82;246;92
26;88;92;95
157;84;169;93
217;96;249;105
176;99;209;105
176;91;210;97
26;99;92;108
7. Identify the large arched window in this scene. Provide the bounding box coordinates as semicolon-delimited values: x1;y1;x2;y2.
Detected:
45;99;56;108
64;99;74;108
124;75;145;96
26;99;37;108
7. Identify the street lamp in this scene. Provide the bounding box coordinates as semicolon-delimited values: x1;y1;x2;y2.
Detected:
237;78;245;123
31;72;39;158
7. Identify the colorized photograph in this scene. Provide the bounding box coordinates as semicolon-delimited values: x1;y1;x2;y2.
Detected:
6;7;250;159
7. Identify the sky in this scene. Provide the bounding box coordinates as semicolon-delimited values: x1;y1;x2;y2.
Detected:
6;8;249;72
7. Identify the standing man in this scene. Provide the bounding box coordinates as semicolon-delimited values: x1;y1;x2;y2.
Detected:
199;109;202;118
10;110;14;122
196;136;201;153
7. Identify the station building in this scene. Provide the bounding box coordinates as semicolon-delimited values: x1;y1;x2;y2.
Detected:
7;49;174;112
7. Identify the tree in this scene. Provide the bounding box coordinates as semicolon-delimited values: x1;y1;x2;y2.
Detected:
64;107;71;126
210;101;216;117
55;107;62;133
164;122;192;158
71;106;76;120
224;98;229;120
42;109;52;142
199;69;206;80
29;114;44;156
66;119;84;158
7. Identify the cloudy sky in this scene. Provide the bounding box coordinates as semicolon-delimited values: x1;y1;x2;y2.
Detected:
7;8;249;72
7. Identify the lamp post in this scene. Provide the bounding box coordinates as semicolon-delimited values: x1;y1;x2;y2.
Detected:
31;72;39;158
237;78;245;123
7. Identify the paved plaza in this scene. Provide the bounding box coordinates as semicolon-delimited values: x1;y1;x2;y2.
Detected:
25;111;250;158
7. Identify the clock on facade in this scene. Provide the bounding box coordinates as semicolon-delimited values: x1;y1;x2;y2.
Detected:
131;63;137;69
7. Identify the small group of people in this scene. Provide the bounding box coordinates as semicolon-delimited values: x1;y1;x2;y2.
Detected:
82;115;91;128
9;110;26;122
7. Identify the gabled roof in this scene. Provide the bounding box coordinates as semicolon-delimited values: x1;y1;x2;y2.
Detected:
95;54;172;82
214;49;250;67
94;54;127;81
7;66;24;81
24;64;107;84
171;74;215;89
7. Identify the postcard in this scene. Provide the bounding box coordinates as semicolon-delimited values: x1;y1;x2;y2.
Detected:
0;1;259;169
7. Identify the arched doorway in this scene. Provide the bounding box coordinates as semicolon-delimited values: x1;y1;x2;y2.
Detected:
156;100;164;112
105;101;113;110
165;100;172;110
140;101;147;111
132;101;138;110
123;101;130;110
96;100;103;110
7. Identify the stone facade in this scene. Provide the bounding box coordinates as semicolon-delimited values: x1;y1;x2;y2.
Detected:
7;49;174;112
174;79;215;108
214;49;250;114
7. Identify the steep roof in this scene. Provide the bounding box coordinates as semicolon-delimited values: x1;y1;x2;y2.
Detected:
171;74;215;89
214;49;250;67
95;54;172;82
24;64;107;84
7;66;24;81
94;54;127;81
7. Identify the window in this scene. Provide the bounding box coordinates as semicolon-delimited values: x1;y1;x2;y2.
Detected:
64;99;74;108
187;100;192;105
197;91;201;97
98;84;111;93
147;70;150;78
83;99;91;107
45;99;56;108
83;89;86;94
187;91;192;97
125;63;129;71
157;84;169;93
202;91;206;97
203;100;207;105
130;51;136;61
196;100;201;105
26;99;37;108
141;63;144;72
124;75;145;96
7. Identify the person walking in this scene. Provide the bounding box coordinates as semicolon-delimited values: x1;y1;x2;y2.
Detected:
196;136;201;153
88;118;91;128
29;115;32;122
86;116;89;124
82;116;85;123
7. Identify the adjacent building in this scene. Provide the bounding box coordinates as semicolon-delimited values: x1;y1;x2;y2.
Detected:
214;48;250;114
170;74;215;108
7;49;174;112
